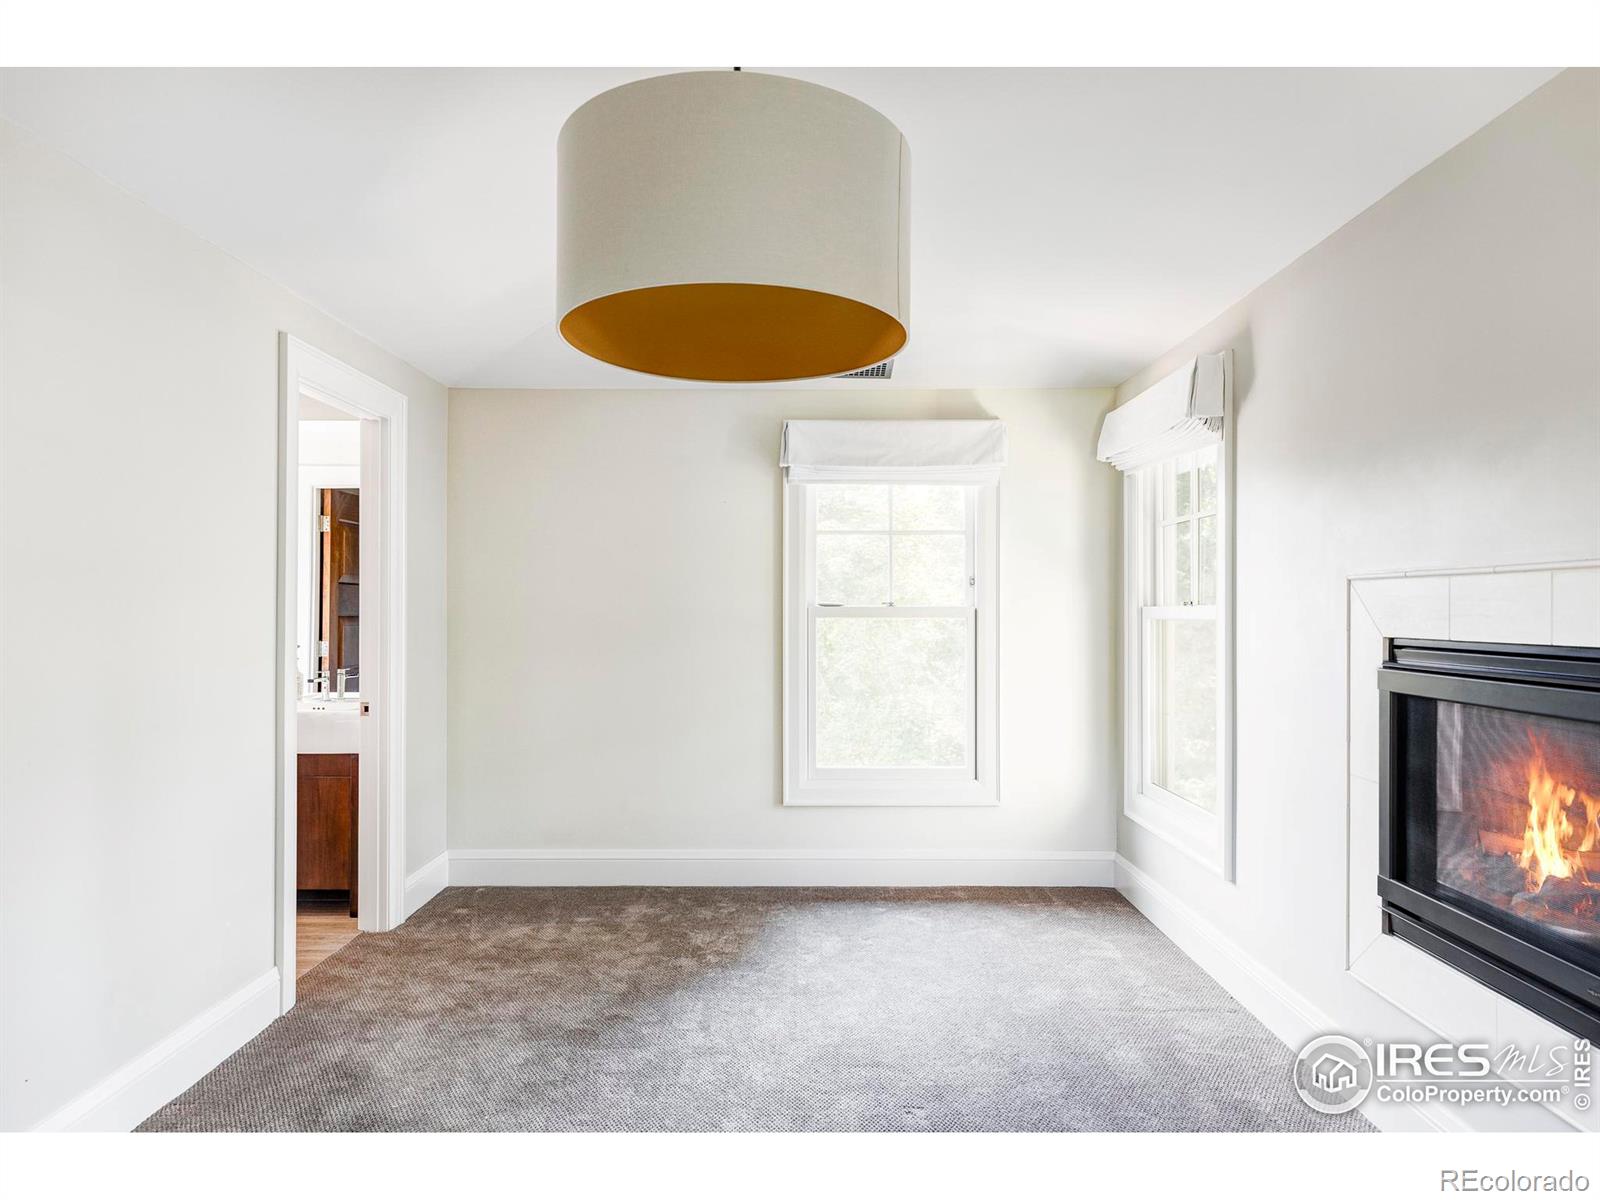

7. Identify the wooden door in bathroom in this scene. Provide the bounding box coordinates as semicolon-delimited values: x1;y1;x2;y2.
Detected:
319;487;360;690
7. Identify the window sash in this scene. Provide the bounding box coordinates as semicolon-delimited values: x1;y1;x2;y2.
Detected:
1139;606;1219;814
808;485;976;609
1155;447;1219;607
806;606;977;782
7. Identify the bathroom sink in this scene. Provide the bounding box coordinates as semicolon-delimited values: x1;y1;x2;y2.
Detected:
298;697;359;712
297;698;361;754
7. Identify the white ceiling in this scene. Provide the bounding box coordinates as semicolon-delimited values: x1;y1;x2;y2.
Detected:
0;68;1558;390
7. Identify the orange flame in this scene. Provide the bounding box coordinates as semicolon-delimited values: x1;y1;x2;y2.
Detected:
1518;736;1597;892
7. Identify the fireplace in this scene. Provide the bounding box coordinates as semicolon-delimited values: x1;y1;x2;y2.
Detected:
1377;639;1600;1042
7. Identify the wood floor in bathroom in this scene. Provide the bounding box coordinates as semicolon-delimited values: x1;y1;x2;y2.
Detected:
296;897;359;977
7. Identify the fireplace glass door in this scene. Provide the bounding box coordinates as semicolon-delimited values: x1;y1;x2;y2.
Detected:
1394;695;1600;977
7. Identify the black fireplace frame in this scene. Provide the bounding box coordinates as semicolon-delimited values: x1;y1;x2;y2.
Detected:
1377;638;1600;1043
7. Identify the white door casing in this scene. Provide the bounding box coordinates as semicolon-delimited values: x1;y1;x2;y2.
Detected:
277;334;409;1014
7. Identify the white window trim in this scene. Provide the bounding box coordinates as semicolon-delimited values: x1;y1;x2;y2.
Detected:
783;477;999;807
1121;428;1235;879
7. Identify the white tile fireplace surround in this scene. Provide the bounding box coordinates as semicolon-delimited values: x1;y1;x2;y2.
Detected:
1348;560;1600;1133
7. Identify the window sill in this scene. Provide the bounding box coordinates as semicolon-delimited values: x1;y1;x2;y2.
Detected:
1124;787;1230;877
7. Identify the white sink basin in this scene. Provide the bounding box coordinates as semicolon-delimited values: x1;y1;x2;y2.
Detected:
297;699;361;754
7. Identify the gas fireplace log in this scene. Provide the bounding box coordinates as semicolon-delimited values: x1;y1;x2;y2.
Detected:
1518;876;1598;909
1510;878;1600;939
1479;830;1523;858
1477;829;1600;873
1448;856;1530;902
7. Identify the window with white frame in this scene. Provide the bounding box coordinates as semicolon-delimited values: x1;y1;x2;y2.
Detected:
781;421;1003;807
1103;353;1232;875
1143;447;1220;810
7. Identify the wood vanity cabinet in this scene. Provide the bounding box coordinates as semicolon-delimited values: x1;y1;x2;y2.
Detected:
297;753;357;915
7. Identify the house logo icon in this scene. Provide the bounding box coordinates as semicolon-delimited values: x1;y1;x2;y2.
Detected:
1293;1035;1374;1115
1311;1052;1358;1093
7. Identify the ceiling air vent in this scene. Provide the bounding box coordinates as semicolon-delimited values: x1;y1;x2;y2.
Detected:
835;360;894;380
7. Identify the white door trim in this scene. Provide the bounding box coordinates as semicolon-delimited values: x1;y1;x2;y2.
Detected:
276;333;408;1015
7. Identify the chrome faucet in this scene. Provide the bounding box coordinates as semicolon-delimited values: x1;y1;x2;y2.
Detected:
335;668;356;698
309;670;331;697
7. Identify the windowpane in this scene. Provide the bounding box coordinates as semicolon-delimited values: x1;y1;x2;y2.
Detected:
892;484;964;531
893;533;968;607
1196;447;1218;515
1197;514;1217;605
816;534;889;605
814;617;969;768
1163;519;1192;605
1173;462;1192;518
1152;617;1217;810
816;484;889;531
1159;523;1174;604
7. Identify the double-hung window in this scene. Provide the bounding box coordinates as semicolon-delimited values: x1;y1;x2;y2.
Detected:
781;421;1003;806
1103;355;1233;875
1140;447;1221;813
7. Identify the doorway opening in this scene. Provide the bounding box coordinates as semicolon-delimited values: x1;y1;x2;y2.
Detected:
296;416;361;975
277;335;408;1013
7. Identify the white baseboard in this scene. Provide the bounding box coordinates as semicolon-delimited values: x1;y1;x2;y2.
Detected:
1113;855;1474;1133
403;850;450;918
449;848;1117;888
1114;855;1332;1047
31;968;280;1132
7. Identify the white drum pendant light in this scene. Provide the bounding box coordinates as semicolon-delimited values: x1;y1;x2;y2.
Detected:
557;70;910;382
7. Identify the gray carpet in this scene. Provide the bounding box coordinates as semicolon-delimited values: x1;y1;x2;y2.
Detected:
140;887;1371;1132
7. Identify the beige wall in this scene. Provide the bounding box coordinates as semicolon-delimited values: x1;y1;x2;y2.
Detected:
447;387;1119;854
1114;70;1599;1060
0;119;449;1129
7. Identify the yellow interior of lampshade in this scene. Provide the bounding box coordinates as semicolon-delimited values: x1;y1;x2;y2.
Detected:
559;282;907;382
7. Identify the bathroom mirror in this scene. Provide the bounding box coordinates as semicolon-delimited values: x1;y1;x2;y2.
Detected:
309;486;361;698
296;418;361;698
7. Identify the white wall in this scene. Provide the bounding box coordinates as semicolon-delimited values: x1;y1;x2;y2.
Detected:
0;119;449;1129
296;418;360;465
447;387;1119;860
1113;70;1599;1071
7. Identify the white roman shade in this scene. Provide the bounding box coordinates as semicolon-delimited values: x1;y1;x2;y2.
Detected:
1096;352;1230;472
780;419;1008;483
